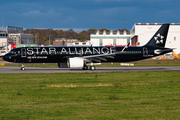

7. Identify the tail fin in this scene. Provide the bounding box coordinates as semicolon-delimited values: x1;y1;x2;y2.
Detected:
144;23;170;48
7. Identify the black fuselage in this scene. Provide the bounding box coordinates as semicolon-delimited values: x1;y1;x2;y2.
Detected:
2;24;173;71
3;46;172;63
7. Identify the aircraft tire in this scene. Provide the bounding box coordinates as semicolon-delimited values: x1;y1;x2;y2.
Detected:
90;66;96;71
82;65;88;70
21;67;25;71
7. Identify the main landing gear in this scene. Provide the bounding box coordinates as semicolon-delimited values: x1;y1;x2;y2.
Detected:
82;65;88;70
21;63;25;71
89;66;96;71
82;65;96;71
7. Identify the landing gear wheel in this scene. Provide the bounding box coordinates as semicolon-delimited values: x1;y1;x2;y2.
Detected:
21;67;25;71
82;65;88;70
21;63;25;71
90;66;96;71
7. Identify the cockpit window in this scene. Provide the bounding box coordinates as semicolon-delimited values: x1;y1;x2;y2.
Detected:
10;50;15;54
10;51;14;54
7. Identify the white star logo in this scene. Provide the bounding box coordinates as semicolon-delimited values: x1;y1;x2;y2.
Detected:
154;33;164;45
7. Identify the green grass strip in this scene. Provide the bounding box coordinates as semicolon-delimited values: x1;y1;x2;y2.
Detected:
0;71;180;119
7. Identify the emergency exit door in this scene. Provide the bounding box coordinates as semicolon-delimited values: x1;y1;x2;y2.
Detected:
143;47;148;57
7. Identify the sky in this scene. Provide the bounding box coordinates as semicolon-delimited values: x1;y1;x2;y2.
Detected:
0;0;180;31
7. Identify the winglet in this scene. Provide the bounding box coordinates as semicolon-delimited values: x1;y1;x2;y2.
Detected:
121;42;130;52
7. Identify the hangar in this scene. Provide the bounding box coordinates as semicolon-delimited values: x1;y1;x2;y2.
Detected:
90;23;180;54
90;30;131;46
131;23;180;54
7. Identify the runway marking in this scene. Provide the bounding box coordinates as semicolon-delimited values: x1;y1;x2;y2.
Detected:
0;63;4;66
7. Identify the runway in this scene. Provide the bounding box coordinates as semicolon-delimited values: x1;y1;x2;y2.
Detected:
0;66;180;73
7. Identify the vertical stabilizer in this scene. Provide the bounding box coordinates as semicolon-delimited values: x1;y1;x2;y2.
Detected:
144;24;170;48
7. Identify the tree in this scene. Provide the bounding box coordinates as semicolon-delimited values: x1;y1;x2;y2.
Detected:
23;27;130;45
77;33;85;41
98;28;110;33
88;28;97;33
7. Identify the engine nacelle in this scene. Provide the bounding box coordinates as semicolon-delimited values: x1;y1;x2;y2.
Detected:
58;62;69;68
68;57;84;68
58;57;84;68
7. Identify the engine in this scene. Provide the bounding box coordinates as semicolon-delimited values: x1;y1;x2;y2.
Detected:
58;57;84;68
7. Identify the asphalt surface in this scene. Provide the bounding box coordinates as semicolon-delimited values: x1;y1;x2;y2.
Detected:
0;66;180;73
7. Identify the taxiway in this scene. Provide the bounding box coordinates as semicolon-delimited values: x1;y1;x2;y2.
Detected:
0;66;180;73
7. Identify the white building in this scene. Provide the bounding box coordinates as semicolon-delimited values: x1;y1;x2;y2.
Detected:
90;30;131;46
0;33;9;56
0;33;8;48
0;33;33;56
131;23;180;54
67;40;91;46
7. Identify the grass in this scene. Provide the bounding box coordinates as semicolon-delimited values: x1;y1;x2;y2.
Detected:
0;58;4;61
0;71;180;119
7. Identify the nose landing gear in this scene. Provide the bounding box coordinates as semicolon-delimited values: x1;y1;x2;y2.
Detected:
21;63;25;71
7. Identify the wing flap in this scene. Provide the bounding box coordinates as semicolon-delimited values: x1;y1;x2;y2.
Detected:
83;43;130;62
83;53;117;62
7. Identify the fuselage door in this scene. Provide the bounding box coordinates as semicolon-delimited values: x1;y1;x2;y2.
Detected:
21;48;26;58
143;47;148;57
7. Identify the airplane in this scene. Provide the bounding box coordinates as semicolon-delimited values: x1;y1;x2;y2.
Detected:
3;24;173;71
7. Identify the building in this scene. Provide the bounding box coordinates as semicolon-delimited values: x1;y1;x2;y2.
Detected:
0;33;9;56
131;23;180;54
6;26;33;44
0;26;34;56
53;38;67;46
53;38;91;46
0;33;33;56
90;23;180;54
90;30;131;46
1;26;33;47
6;26;23;33
0;33;8;48
8;33;33;44
67;40;91;46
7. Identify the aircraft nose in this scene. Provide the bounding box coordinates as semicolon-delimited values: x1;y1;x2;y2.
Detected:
2;54;9;61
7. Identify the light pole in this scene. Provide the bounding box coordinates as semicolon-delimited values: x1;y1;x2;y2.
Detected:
49;35;51;46
36;33;37;44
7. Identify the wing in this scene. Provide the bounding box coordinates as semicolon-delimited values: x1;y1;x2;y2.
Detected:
83;42;130;63
83;51;126;63
83;53;115;62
